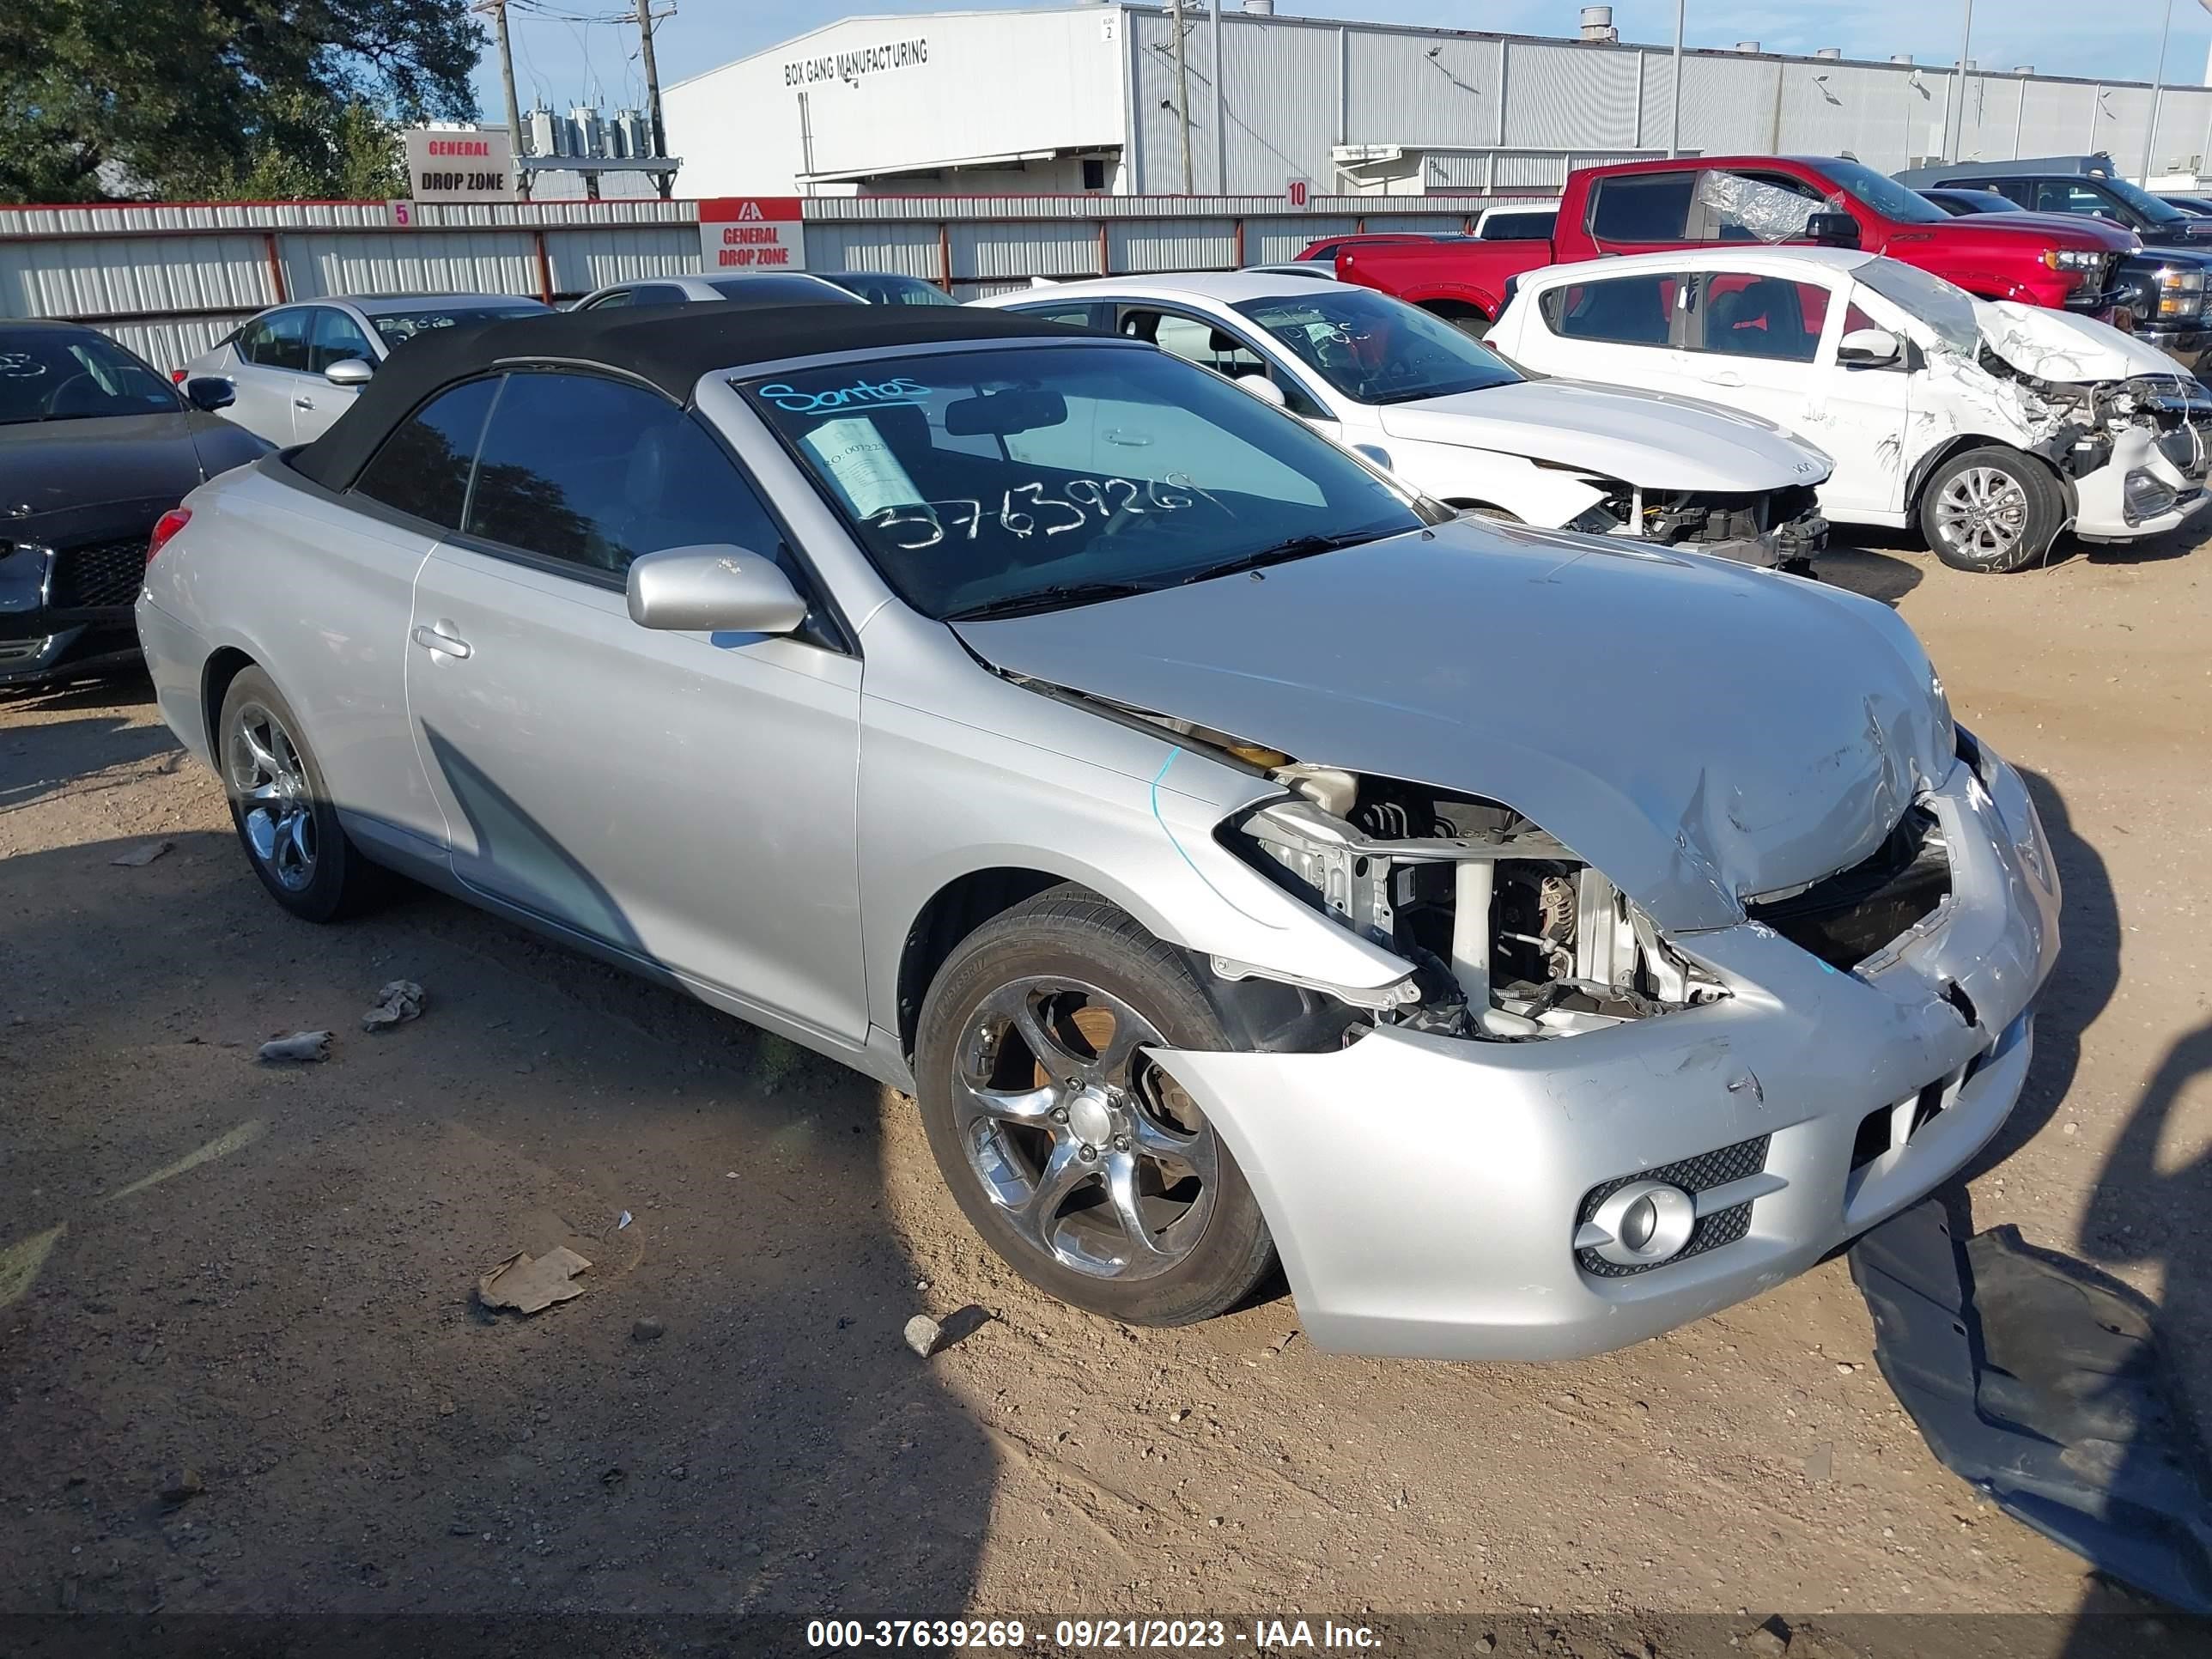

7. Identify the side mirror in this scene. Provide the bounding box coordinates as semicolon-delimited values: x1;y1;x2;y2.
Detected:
626;544;808;635
1234;373;1287;407
183;376;234;412
1838;326;1903;367
324;356;374;387
1804;211;1862;248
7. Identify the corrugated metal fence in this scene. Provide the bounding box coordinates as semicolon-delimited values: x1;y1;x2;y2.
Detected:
0;191;1549;369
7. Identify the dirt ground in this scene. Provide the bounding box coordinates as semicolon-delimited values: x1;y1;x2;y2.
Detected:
3;526;2209;1650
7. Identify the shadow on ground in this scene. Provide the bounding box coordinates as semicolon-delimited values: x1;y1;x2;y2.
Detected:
0;824;998;1619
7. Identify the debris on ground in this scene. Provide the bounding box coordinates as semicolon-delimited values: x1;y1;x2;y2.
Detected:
160;1468;205;1506
1741;1621;1790;1656
477;1247;592;1315
109;839;173;867
361;980;424;1032
903;1313;943;1358
1804;1442;1833;1484
632;1317;665;1342
256;1030;331;1063
1852;1200;2212;1614
616;1211;633;1231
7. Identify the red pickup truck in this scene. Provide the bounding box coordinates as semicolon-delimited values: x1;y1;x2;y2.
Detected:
1321;155;2133;333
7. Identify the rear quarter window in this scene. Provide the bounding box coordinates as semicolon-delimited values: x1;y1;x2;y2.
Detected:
350;377;501;529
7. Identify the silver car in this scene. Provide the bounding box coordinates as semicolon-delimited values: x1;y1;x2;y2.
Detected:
136;303;2060;1359
181;294;550;444
569;272;864;311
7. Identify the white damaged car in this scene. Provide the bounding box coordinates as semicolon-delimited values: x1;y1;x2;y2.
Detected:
1489;247;2212;573
975;272;1833;572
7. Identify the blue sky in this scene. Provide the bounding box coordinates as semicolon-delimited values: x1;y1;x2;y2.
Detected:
474;0;2212;116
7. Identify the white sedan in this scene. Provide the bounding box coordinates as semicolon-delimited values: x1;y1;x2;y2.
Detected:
974;273;1833;571
1488;246;2212;573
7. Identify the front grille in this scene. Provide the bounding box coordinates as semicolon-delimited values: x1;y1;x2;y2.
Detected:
50;537;146;610
1746;805;1949;971
1576;1133;1771;1279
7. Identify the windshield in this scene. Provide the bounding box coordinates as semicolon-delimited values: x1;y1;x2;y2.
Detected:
0;328;180;425
371;303;548;349
822;272;957;307
2097;174;2191;226
741;343;1422;620
1819;159;1950;225
704;274;864;305
1856;258;1983;356
1233;288;1520;405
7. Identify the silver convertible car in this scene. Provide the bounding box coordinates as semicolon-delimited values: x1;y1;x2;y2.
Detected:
137;305;2060;1359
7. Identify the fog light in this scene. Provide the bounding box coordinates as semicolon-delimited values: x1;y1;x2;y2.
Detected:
2124;468;2179;524
1581;1179;1698;1267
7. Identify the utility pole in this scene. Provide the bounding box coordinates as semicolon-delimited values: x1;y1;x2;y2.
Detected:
2142;0;2177;185
478;0;532;200
1942;0;1974;162
1667;0;1684;158
636;0;672;200
1210;0;1224;194
1172;0;1194;193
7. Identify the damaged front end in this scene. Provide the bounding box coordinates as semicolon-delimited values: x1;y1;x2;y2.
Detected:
1966;303;2212;536
1220;765;1731;1041
1566;479;1829;572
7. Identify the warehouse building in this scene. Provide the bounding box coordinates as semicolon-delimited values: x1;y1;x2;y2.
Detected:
663;3;2212;199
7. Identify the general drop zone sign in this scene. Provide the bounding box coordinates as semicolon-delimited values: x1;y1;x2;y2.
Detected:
700;198;808;271
402;129;516;201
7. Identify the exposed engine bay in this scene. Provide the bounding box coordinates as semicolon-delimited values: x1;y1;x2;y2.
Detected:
1565;481;1829;572
1223;766;1733;1040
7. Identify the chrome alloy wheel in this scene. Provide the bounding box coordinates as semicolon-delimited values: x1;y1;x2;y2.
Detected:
1932;466;2031;562
226;702;318;891
953;977;1218;1280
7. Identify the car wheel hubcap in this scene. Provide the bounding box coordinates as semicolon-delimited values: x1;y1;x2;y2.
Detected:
228;702;317;891
1935;467;2029;559
952;976;1217;1281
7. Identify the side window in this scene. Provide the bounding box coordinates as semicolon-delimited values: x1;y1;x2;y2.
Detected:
351;376;501;529
463;371;790;580
306;308;375;374
630;283;689;305
240;312;311;370
1539;273;1681;346
1987;180;2035;209
2034;182;2117;220
1588;172;1696;243
1698;172;1824;244
1011;301;1109;330
1698;274;1827;362
583;289;634;310
256;310;313;372
1124;308;1269;379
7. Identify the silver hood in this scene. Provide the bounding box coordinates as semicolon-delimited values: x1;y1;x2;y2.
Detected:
954;523;1953;934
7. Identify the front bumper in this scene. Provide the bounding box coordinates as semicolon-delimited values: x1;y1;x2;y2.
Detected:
2073;422;2212;542
1155;740;2061;1361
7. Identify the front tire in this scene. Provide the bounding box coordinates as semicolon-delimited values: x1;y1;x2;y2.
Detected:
914;885;1276;1327
1918;447;2063;573
217;666;376;922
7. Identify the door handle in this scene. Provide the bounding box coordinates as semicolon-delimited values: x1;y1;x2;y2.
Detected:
1699;370;1746;387
294;396;315;410
411;623;471;659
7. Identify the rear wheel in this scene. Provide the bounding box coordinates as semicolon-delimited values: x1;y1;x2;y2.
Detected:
1918;447;2063;574
218;666;377;921
914;885;1275;1327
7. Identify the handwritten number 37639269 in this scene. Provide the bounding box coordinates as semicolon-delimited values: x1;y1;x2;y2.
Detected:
869;476;1204;551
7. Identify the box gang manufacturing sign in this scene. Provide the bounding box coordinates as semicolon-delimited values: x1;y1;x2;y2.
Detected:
403;129;516;202
700;198;808;271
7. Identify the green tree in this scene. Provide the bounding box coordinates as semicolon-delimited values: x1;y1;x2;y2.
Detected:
0;0;483;203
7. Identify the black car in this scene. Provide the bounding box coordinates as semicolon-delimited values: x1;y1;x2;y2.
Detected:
1915;184;2212;374
0;320;268;687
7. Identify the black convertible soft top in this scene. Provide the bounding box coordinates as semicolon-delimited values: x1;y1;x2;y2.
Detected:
289;301;1091;492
